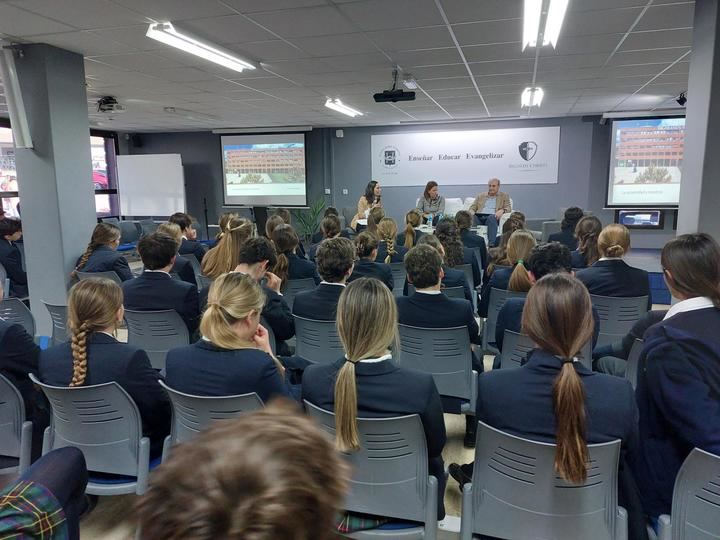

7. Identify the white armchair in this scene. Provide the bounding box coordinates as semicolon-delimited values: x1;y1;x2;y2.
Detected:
463;197;514;243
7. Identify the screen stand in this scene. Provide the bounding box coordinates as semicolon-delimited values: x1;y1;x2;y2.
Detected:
252;207;269;237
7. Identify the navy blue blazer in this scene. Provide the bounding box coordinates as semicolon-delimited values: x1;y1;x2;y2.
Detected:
285;252;320;284
122;271;200;335
0;239;28;297
478;266;513;318
302;357;447;519
570;249;587;269
576;259;651;309
635;307;720;517
172;255;197;287
39;333;171;456
165;340;292;402
78;245;133;282
396;229;425;249
400;266;473;304
348;259;394;290
376;241;408;264
0;320;41;418
548;228;578;251
460;230;488;269
292;283;345;321
179;238;207;262
397;292;481;345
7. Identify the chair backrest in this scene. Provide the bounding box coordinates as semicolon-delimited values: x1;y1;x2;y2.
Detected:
398;324;474;402
0;262;8;294
456;263;475;289
124;310;189;370
388;262;406;295
483;288;527;351
0;297;35;337
42;301;69;345
196;274;213;290
30;375;145;477
260;316;276;355
467;421;623;540
76;270;122;285
119;221;140;244
159;381;263;446
282;278;316;311
624;339;644;390
182;253;203;276
666;447;720;540
101;217;120;226
542;220;562;242
407;284;464;299
139;219;158;237
590;295;649;348
0;373;27;461
500;330;592;370
294;316;344;364
304;401;437;525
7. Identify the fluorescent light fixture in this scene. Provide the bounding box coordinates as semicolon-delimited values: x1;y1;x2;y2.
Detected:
0;45;32;148
521;87;544;107
402;75;418;90
325;98;363;117
146;22;255;73
522;0;569;49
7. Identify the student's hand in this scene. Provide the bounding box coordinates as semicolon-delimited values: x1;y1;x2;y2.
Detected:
254;324;273;355
495;209;504;221
265;271;282;292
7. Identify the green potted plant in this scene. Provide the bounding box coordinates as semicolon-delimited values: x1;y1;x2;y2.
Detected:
291;198;326;243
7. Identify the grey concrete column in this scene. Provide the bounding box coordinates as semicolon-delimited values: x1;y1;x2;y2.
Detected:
677;0;720;236
13;44;96;334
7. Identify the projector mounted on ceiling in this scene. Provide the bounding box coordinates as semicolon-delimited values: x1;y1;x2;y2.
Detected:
96;96;126;113
374;69;416;103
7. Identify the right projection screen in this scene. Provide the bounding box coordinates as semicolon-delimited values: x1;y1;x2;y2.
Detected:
606;117;685;207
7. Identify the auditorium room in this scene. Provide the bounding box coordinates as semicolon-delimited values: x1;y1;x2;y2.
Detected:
0;0;718;539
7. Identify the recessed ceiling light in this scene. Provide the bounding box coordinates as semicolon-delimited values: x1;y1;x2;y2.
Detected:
325;98;363;117
522;0;569;50
521;87;544;107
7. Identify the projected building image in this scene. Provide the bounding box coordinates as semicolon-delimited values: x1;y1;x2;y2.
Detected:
224;143;305;185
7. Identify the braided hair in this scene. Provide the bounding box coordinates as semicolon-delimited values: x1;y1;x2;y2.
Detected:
376;218;398;264
72;223;121;279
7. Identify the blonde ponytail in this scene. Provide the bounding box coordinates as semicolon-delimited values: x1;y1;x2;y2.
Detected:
508;260;533;292
334;361;360;452
552;362;589;483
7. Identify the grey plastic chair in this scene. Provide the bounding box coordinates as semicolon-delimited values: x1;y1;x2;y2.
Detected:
159;380;263;461
119;221;140;244
30;374;151;496
456;263;475;289
305;401;438;540
42;301;69;346
0;373;32;474
293;316;344;364
124;310;189;370
461;421;627;540
0;297;35;337
482;288;527;353
591;294;649;348
196;274;213;290
101;217;120;226
260;316;276;355
657;448;720;540
76;270;122;285
398;324;477;414
388;262;407;296
182;253;203;277
624;338;644;390
407;284;465;299
541;220;562;242
500;330;592;370
139;219;158;237
282;278;316;311
0;261;9;295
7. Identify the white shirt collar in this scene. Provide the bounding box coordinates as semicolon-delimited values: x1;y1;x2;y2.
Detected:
144;269;171;276
598;257;623;262
357;353;392;364
98;331;116;339
320;281;346;287
181;235;188;240
416;289;442;295
664;296;715;320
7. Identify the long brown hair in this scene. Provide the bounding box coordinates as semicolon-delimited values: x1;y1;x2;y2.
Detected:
376;218;398;264
265;215;285;239
598;223;630;259
270;224;299;286
355;231;378;260
423;180;438;200
334;278;398;451
215;212;239;240
367;207;384;235
435;218;464;267
201;216;253;279
507;230;537;292
489;216;526;272
575;216;602;267
67;278;123;386
661;233;720;307
521;273;595;484
404;210;422;249
72;223;121;278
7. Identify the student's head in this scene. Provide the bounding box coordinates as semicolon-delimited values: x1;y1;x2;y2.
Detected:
202;217;254;280
316;237;355;283
598;223;630;259
67;278;124;387
264;215;285;239
270;224;299;285
320;215;341;239
237;237;278;281
661;233;720;305
323;206;339;218
455;211;472;232
364;180;381;203
526;242;572;282
435;217;464;267
274;208;292;225
509;210;526;224
335;278;398;452
168;212;196;239
156;222;182;251
137;232;177;270
424;180;439;200
73;223;121;277
403;210;422;249
376;218;398;264
561;207;584;231
216;212;239;240
0;218;22;241
137;401;349;540
487;178;500;196
521;273;594;484
405;244;443;289
367;207;384;234
507;230;538;292
574;216;602;266
355;231;378;260
494;215;527;263
418;234;445;260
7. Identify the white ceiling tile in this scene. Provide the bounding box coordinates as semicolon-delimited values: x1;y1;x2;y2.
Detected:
36;30;137;56
9;0;145;30
247;6;357;37
563;7;644;37
452;18;523;46
634;2;695;31
222;0;327;13
421;76;473;90
539;53;608;71
291;33;377;57
337;0;443;31
571;0;648;11
390;48;460;67
463;43;527;63
235;77;301;90
413;64;468;79
109;0;234;21
609;47;691;67
229;40;310;62
152;67;220;83
439;0;521;24
88;52;185;72
176;15;277;44
544;34;622;56
469;59;534;77
367;27;454;51
88;25;163;51
621;29;693;50
0;4;74;36
262;58;335;75
322;52;392;71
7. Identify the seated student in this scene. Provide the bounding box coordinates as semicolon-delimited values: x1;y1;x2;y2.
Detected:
347;232;393;290
635;233;720;524
478;229;536;318
201;216;253;279
137;401;349;540
272;208;307;259
293;237;354;321
39;279;171;458
122;232;200;336
456;210;488;270
166;272;292;401
397;209;425;250
0;218;27;297
416;235;473;303
210;211;238;248
303;278;447;522
488;214;525;267
311;207;348;244
156;222;196;287
436;218;481;285
308;214;341;261
549;206;584;250
168;212;207;261
72;222;133;282
375;218;407;264
571;215;601;269
271;224;320;287
366;206;384;237
576;223;650;309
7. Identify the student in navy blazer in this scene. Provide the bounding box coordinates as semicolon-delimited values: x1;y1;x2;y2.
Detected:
548;207;584;251
347;232;394;290
635;234;720;520
375;218;408;264
121;233;200;336
413;234;473;303
155;222;198;287
570;215;602;270
271;224;321;288
302;278;447;520
436;217;483;287
575;224;651;309
0;218;28;297
293;237;355;321
39;279;170;458
73;223;133;282
308;214;344;262
168;212;207;262
396;209;425;250
166;272;293;402
456;211;488;271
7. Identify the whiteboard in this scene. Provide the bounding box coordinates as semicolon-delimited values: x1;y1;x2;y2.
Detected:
117;154;185;216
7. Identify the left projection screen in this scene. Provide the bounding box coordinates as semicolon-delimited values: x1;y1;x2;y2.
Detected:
221;133;307;207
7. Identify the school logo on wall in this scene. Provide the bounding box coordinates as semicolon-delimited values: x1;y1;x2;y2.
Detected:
381;146;399;168
518;141;537;161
